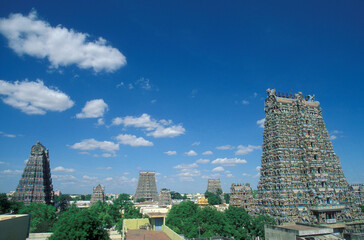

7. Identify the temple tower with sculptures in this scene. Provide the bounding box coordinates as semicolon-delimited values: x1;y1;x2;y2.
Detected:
134;171;159;202
256;89;360;224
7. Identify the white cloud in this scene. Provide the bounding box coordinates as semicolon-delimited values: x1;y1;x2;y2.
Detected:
211;158;247;166
216;145;234;150
329;130;343;141
256;166;261;171
329;135;337;140
185;150;197;156
253;92;258;98
115;134;153;147
53;166;75;173
177;168;201;177
53;175;77;181
0;79;74;115
70;138;119;153
212;166;225;172
0;169;22;174
192;141;200;146
76;99;108;119
226;173;234;178
101;153;114;158
174;163;198;169
0;131;16;138
202;173;221;179
242;100;249;105
83;175;98;180
253;172;261;178
0;11;126;72
179;177;195;182
202;151;213;155
116;82;124;88
196;159;210;164
97;118;105;126
105;177;113;181
235;145;261;155
0;161;5;165
97;166;112;170
164;151;177;156
111;113;185;138
242;173;251;177
257;118;265;128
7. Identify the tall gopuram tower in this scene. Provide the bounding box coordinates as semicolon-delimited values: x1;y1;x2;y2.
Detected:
90;184;105;204
134;171;159;202
256;89;360;224
13;142;54;205
206;179;225;203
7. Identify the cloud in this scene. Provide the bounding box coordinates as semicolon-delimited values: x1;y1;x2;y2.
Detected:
212;166;225;172
192;141;200;146
257;118;265;128
97;118;105;126
70;138;119;153
0;161;5;165
177;168;201;177
105;177;113;181
164;151;177;156
0;79;74;115
235;145;261;155
101;153;114;158
226;173;234;178
185;150;197;156
242;173;251;177
83;175;98;180
111;113;185;138
211;157;247;166
202;151;213;155
241;100;249;105
97;166;112;170
202;173;221;179
196;159;210;164
53;166;75;173
174;163;198;169
53;175;77;181
0;131;16;138
0;169;22;174
256;166;261;171
76;99;108;119
329;135;337;140
329;130;343;141
116;134;153;147
116;82;124;88
179;177;195;182
0;11;126;72
216;145;234;150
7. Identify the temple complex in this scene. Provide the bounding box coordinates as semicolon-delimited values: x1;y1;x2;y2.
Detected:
256;89;361;224
90;184;105;204
134;171;159;202
13;142;53;205
159;188;172;206
230;183;254;214
349;184;364;205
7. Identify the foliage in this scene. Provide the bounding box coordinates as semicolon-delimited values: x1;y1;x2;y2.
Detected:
19;202;56;232
359;205;364;213
54;194;72;212
167;202;276;240
224;193;230;204
136;198;146;203
205;191;222;205
0;193;23;214
170;191;187;200
50;205;109;240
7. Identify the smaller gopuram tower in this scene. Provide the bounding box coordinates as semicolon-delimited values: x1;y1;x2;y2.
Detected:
159;188;172;206
206;179;225;203
13;142;53;205
90;184;105;204
230;183;255;214
134;171;159;202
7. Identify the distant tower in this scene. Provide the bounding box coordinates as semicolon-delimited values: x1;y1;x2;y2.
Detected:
134;171;159;202
13;142;53;205
230;183;254;214
90;184;105;204
159;188;172;206
206;179;225;203
257;89;360;224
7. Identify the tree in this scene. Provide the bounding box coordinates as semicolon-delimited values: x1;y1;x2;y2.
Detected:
0;193;11;214
50;206;109;240
197;206;231;238
205;191;222;205
19;202;56;232
166;201;200;238
224;193;230;204
250;214;276;239
54;194;72;212
136;198;146;203
170;191;183;200
225;206;251;239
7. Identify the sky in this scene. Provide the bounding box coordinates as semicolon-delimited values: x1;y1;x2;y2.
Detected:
0;1;363;194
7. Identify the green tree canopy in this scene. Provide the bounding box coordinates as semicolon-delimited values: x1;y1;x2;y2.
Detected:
50;205;109;240
205;191;222;205
19;202;56;232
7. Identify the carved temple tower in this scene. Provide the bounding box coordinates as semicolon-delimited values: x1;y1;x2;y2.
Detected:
13;142;53;205
134;171;159;202
256;89;360;224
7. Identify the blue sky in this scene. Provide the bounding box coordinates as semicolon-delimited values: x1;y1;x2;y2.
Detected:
0;1;363;194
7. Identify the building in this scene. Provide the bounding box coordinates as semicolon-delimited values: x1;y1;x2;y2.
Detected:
230;183;254;213
349;184;364;205
256;89;360;224
134;171;159;202
90;184;105;204
159;188;172;206
13;142;53;205
206;179;225;203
